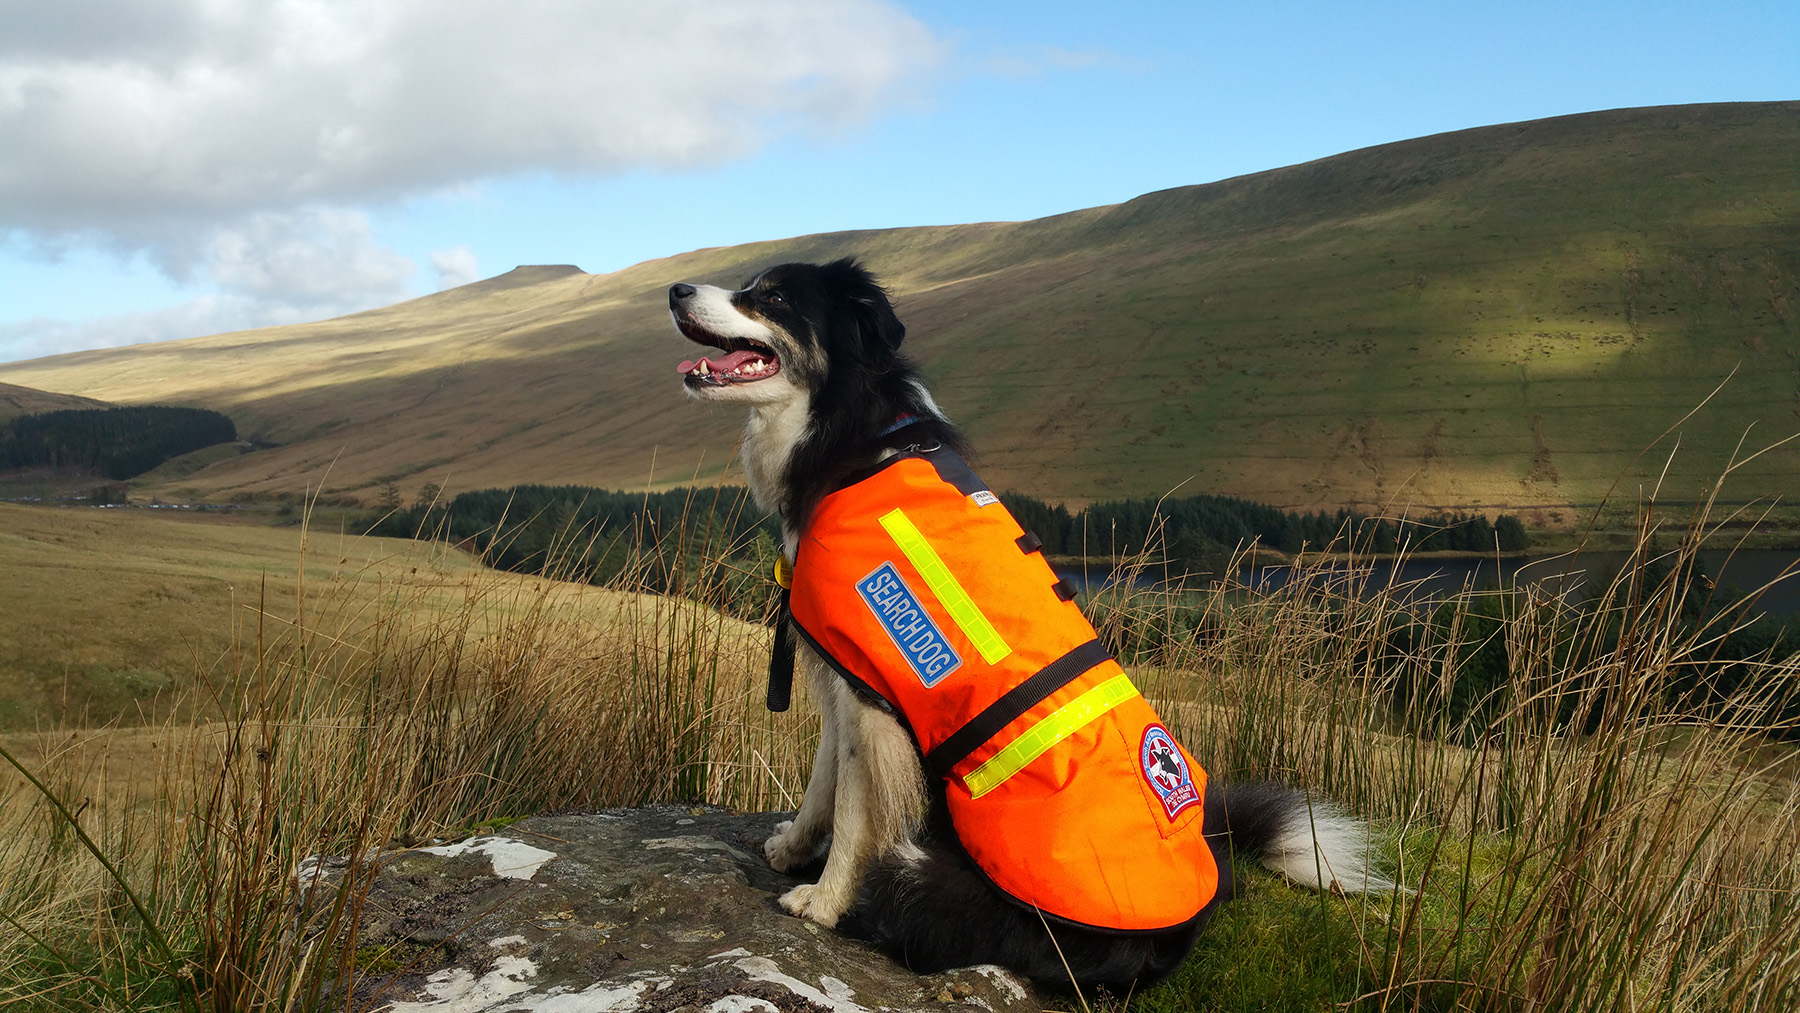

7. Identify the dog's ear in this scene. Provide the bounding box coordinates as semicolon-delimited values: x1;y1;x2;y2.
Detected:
827;258;905;353
853;293;905;352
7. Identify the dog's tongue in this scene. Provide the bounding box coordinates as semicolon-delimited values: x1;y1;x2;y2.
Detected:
677;349;765;374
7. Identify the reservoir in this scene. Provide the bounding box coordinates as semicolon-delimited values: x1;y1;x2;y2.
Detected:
1058;548;1800;620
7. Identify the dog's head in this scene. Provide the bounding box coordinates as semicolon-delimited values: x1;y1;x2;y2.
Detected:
667;258;904;405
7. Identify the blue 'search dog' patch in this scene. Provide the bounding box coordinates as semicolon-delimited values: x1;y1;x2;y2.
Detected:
858;562;962;687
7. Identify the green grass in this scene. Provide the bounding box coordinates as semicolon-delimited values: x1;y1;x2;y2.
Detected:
131;441;250;484
1;103;1795;522
1111;822;1528;1012
1134;866;1384;1012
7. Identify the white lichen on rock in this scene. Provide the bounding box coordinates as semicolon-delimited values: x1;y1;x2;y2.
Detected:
971;966;1028;1003
706;997;780;1013
416;836;558;880
383;955;540;1012
732;956;873;1013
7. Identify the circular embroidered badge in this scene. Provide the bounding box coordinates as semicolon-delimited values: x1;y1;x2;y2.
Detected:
1139;724;1201;821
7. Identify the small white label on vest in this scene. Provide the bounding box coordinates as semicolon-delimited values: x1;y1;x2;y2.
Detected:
970;490;1000;508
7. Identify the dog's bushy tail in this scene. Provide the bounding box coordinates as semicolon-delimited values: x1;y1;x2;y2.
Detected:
1214;782;1401;894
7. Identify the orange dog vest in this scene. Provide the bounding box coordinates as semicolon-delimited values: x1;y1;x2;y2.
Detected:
785;446;1219;932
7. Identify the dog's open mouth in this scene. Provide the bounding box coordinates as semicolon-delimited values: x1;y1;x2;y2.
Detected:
678;346;780;385
676;321;781;387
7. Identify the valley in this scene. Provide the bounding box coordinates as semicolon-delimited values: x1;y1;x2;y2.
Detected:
0;102;1793;523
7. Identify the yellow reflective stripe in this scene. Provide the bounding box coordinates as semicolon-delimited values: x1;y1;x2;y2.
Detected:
963;673;1138;799
878;508;1012;664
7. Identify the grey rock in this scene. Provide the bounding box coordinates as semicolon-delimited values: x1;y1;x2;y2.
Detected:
329;806;1041;1013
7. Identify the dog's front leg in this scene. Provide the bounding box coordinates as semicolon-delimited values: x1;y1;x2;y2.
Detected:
764;651;839;871
779;679;925;927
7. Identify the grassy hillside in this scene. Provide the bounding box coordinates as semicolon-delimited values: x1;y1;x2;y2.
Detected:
2;103;1796;522
0;381;108;422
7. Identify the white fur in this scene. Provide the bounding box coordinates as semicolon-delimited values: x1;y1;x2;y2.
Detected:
907;378;950;425
674;284;775;347
1262;801;1400;894
742;395;813;552
763;650;924;927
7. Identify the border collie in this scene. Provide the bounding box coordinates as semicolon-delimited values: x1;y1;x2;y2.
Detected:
668;259;1392;988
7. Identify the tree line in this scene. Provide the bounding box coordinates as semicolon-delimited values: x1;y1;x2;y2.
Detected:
0;406;236;480
368;479;1529;612
1000;490;1529;571
366;483;784;614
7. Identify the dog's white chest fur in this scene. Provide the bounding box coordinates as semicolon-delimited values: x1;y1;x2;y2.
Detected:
740;397;812;552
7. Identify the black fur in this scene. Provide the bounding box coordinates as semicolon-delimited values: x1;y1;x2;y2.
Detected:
839;781;1319;989
739;259;968;529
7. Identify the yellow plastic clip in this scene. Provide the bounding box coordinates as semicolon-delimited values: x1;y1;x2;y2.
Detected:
773;554;794;590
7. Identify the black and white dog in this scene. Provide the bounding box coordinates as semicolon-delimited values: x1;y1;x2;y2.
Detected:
668;259;1391;987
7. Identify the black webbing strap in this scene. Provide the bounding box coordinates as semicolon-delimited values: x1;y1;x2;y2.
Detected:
920;444;988;496
767;586;795;712
922;638;1113;783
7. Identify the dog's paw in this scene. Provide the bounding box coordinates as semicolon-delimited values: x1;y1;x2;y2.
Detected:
764;821;815;872
778;883;845;928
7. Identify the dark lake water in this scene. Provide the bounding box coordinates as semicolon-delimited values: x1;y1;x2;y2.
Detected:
1057;548;1800;620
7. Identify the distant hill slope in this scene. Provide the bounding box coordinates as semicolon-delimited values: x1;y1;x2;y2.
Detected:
0;382;110;422
3;103;1796;523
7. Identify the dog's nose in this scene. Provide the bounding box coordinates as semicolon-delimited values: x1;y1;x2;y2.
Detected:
669;283;695;309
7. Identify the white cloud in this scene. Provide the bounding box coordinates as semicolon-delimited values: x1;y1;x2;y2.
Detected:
430;246;480;290
207;209;415;305
1;295;306;364
0;1;940;360
0;208;418;363
0;1;943;235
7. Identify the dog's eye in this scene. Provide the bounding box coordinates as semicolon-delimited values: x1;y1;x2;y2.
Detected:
766;291;786;306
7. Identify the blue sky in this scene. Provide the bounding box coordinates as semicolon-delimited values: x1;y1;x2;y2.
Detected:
2;0;1796;364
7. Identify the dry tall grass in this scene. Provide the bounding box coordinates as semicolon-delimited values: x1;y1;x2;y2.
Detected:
0;506;812;1011
2;489;1797;1011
